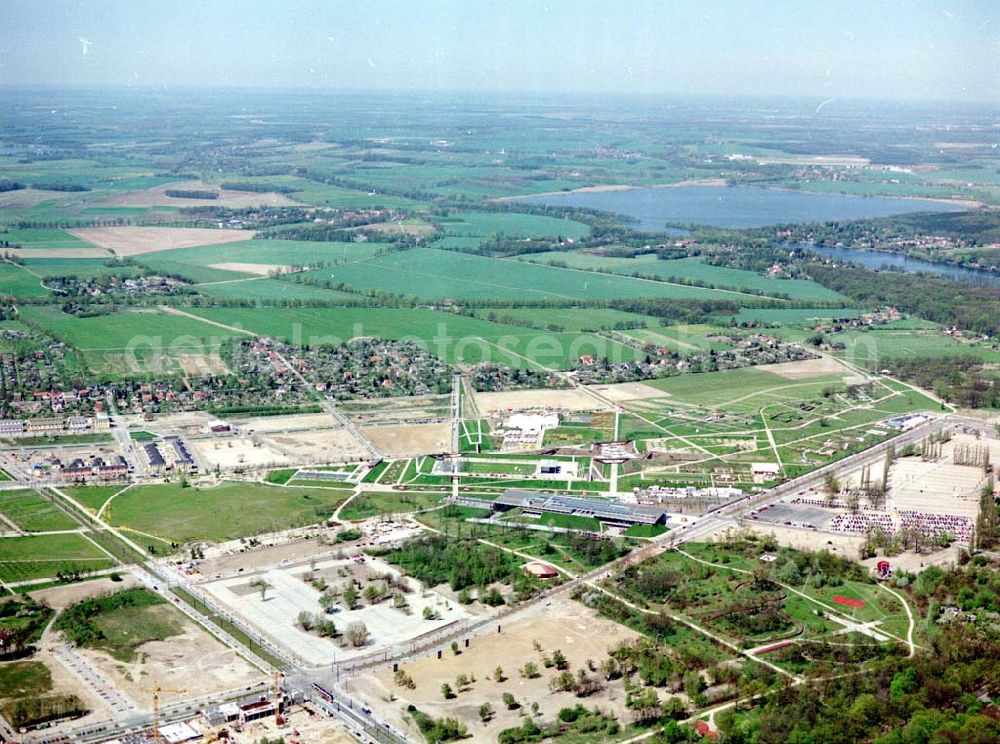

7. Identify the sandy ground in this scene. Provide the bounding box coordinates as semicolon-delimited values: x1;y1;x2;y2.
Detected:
208;262;292;276
188;436;291;469
232;413;339;433
348;596;642;743
228;705;354;744
93;181;300;208
588;381;668;402
121;410;215;434
756;357;855;380
739;521;864;557
177;353;230;376
29;575;142;609
68;226;252;256
194;536;344;578
267;428;368;462
78;605;267;707
474;388;609;413
360;423;450;457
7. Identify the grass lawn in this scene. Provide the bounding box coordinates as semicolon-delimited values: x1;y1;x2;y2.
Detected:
339;491;444;520
0;533;116;583
264;468;298;485
0;661;52;705
0;489;77;532
104;481;349;544
61;485;124;513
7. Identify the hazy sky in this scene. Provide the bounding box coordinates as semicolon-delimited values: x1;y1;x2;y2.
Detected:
2;0;997;101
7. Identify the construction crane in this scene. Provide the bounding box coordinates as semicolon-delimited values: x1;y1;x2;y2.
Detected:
272;670;285;726
139;682;187;743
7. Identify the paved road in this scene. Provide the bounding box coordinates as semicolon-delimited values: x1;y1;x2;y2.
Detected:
52;643;137;719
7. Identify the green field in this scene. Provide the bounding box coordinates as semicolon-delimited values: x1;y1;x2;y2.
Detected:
0;490;77;532
21;305;233;356
0;263;50;298
338;490;444;520
436;211;590;240
0;533;115;583
639;366;809;406
62;485;127;513
521;252;847;302
293;246;758;302
0;228;96;249
103;481;350;545
142;238;389;270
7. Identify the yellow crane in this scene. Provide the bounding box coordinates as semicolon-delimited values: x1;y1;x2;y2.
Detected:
139;682;187;743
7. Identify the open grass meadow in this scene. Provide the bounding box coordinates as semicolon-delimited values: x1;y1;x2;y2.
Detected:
0;263;50;298
0;489;78;532
435;211;590;240
18;304;234;354
0;533;116;583
103;481;351;545
141;238;389;269
291;247;756;302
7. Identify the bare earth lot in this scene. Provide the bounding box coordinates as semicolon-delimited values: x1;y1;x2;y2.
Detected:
78;606;267;704
588;381;667;402
361;423;450;457
69;226;252;256
474;388;610;412
349;596;641;743
755;356;855;380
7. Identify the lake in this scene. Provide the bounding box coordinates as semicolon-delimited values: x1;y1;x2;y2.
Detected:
807;244;1000;287
522;185;965;229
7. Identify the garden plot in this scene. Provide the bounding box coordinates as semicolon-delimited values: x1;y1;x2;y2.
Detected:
200;556;471;663
349;595;641;744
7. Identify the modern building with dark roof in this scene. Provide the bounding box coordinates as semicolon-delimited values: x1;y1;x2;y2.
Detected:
495;489;666;526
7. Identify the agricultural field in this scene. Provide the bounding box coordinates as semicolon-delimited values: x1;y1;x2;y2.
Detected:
291;247;757;302
522;252;848;302
435;210;590;240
